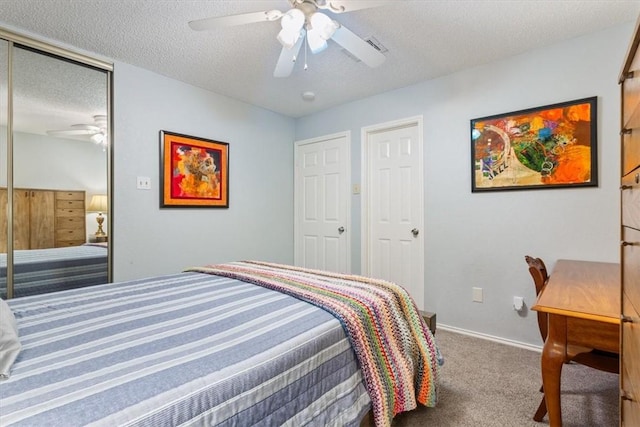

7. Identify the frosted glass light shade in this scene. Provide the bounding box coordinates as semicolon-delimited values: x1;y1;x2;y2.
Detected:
281;8;304;31
309;12;337;40
277;28;302;49
277;8;305;49
307;29;328;53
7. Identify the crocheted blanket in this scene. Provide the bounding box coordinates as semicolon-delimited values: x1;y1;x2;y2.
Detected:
186;261;439;427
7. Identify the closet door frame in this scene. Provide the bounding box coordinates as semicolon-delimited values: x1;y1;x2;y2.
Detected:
0;28;114;298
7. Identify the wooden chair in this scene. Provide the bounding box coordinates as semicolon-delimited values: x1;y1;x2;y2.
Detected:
525;255;619;422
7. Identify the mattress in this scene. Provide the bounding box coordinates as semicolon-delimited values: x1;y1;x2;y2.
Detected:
0;244;108;298
0;271;371;426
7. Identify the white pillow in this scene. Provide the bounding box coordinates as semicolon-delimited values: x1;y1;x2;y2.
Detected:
0;298;21;379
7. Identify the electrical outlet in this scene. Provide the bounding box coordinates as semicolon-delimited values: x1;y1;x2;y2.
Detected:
137;176;151;190
472;287;483;303
513;296;524;311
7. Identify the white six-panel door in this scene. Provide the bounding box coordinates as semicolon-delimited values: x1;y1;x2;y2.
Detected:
294;132;351;273
362;117;424;310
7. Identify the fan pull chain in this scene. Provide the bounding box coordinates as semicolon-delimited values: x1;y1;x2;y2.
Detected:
304;31;309;71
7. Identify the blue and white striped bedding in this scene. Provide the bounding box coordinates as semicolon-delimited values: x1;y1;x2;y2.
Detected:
0;244;108;298
0;271;371;426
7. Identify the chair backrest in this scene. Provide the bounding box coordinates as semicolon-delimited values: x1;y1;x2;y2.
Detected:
525;255;549;342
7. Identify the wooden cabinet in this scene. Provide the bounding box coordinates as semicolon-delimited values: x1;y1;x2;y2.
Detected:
11;190;31;249
619;15;640;427
0;188;55;251
0;188;85;251
27;190;56;249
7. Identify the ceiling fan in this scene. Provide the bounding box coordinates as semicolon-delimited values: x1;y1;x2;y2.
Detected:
46;115;108;147
188;0;390;77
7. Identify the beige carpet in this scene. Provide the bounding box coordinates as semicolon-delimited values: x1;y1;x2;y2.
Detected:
391;329;619;426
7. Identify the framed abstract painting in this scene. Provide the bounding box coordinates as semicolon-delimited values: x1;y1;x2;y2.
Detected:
160;130;229;207
470;96;597;192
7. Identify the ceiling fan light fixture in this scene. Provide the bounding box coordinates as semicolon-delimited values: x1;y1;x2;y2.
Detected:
277;28;303;49
281;8;305;31
278;8;305;48
309;12;338;40
90;132;106;146
307;29;328;54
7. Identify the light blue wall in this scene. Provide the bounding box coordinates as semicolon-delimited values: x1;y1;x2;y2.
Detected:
294;23;633;346
112;62;296;282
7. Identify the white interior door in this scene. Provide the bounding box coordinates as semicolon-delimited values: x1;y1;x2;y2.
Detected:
362;117;424;309
294;132;351;273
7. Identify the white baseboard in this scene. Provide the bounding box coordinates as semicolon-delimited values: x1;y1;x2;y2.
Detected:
438;323;543;353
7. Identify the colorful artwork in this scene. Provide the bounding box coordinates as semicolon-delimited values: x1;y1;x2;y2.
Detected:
470;97;597;192
160;131;229;207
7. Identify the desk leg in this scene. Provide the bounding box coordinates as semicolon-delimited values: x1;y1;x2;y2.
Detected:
541;313;567;427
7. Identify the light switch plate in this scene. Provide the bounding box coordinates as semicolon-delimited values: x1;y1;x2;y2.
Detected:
137;176;151;190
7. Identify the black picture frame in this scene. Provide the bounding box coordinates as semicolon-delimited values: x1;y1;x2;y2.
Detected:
470;96;598;192
160;130;229;208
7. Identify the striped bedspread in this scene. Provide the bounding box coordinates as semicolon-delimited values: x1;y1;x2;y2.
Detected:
188;261;441;427
1;272;371;426
0;244;108;298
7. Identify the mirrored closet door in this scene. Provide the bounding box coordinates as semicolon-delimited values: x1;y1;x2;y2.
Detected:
0;38;7;298
0;30;113;298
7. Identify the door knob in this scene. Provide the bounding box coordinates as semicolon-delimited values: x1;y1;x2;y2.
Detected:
338;226;345;234
411;228;419;237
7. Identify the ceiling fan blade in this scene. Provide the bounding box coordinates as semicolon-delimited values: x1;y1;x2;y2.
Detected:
189;10;282;31
70;124;101;131
324;0;393;13
273;36;304;78
330;25;386;68
47;129;97;137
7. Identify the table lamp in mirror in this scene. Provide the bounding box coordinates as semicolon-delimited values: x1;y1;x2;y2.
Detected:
88;194;108;242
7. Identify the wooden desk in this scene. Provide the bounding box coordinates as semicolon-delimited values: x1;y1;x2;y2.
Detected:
531;259;620;427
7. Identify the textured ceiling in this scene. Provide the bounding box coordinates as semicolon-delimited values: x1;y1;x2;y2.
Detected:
9;46;108;137
0;0;639;123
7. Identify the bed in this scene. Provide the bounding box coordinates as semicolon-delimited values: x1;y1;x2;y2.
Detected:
0;261;441;427
0;243;108;299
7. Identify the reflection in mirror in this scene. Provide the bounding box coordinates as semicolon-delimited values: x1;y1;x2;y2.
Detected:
0;45;109;298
